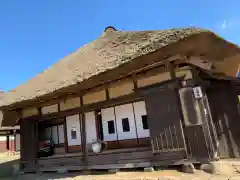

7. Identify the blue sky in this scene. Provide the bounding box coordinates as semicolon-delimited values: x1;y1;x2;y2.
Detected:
0;0;240;91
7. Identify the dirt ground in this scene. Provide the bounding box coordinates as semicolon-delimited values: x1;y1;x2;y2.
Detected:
3;170;240;180
0;153;240;180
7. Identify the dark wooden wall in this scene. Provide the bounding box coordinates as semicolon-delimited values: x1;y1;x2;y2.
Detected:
143;82;188;165
21;78;237;171
179;86;215;161
207;80;240;158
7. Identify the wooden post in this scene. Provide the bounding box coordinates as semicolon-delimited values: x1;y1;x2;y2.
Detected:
82;113;88;168
34;120;39;164
19;119;24;170
80;96;88;168
191;66;218;159
63;117;68;153
14;130;16;155
167;61;189;157
132;73;138;91
105;87;110;100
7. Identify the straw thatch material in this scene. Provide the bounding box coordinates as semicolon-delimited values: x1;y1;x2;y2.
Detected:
0;27;238;109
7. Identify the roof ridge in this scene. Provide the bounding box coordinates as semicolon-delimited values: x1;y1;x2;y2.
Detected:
1;27;235;108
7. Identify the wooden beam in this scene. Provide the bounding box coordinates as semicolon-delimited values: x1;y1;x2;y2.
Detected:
105;87;110;100
4;55;186;113
132;73;138;91
38;92;144;122
191;65;201;86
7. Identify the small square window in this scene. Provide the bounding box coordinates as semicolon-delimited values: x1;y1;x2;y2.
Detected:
142;115;148;130
122;118;130;132
71;128;77;140
108;120;115;134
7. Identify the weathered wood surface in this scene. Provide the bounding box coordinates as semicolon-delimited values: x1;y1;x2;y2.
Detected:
207;81;240;158
152;149;187;166
38;156;84;167
143;82;187;154
88;149;152;165
20;118;38;169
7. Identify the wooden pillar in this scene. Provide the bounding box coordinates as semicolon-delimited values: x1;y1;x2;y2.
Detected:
82;113;88;167
167;61;188;156
58;103;68;153
132;73;138;91
80;96;88;168
19;119;24;169
191;66;219;159
13;130;16;154
34;120;39;164
63;117;68;153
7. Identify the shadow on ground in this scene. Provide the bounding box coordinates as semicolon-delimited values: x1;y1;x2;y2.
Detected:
0;159;19;178
2;168;185;180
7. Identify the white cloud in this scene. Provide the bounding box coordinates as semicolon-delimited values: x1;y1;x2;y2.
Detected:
221;20;227;29
218;18;240;31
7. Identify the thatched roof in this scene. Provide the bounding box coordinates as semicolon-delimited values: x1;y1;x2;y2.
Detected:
0;27;239;109
0;109;19;131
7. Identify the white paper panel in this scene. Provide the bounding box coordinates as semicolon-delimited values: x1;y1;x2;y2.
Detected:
133;101;149;138
101;107;117;141
66;114;81;146
115;103;137;140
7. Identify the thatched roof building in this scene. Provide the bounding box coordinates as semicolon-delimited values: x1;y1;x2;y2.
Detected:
1;27;240;111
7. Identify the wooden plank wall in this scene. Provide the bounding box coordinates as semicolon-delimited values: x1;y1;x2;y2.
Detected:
38;156;84;168
179;87;211;159
87;148;152;166
20;118;38;169
207;80;240;158
143;82;187;161
20;64;199;170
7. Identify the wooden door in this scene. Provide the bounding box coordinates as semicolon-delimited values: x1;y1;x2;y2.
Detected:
144;83;187;155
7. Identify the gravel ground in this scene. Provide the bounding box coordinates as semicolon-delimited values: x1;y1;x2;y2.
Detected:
0;154;240;180
2;170;240;180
